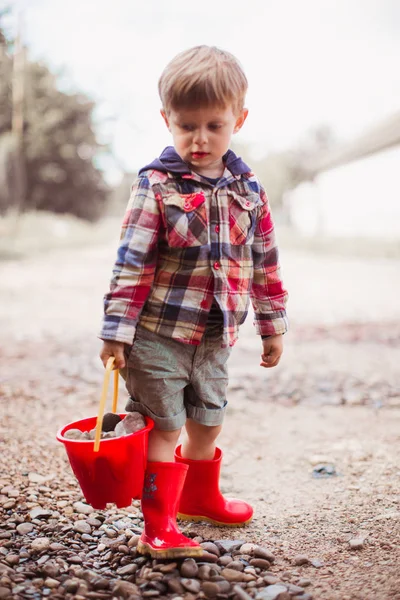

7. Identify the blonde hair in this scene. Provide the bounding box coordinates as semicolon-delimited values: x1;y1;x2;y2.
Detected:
158;46;248;115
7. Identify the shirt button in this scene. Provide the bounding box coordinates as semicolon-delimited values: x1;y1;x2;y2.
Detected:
245;200;251;207
213;261;220;270
215;225;220;234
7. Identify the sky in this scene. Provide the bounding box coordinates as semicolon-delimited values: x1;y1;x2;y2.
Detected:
4;0;400;182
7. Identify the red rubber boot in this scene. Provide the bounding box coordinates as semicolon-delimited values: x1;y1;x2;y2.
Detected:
175;445;253;526
137;461;203;559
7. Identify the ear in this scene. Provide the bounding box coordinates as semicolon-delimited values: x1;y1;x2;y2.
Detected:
160;109;171;131
233;108;249;134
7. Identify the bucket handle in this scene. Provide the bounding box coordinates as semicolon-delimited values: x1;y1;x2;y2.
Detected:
94;357;119;452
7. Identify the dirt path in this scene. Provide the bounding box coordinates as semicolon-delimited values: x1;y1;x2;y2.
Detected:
1;238;399;599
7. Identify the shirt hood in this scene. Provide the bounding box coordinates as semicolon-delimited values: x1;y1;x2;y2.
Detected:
139;146;251;177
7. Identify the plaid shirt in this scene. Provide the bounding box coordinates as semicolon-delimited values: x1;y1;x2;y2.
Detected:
100;147;288;348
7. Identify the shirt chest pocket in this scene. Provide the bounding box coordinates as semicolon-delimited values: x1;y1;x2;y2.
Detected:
163;192;209;248
228;192;260;245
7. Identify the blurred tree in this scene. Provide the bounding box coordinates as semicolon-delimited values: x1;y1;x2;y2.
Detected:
0;20;108;221
108;171;137;216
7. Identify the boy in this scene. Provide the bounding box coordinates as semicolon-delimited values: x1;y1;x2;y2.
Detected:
99;46;288;559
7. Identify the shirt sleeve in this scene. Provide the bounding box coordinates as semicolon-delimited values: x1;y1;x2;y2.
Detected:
250;186;289;337
99;175;161;344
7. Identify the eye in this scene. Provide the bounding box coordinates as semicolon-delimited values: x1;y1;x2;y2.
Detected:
180;124;194;132
208;123;222;131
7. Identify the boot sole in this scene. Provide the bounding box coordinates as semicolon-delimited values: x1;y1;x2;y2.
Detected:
137;540;203;559
177;512;253;527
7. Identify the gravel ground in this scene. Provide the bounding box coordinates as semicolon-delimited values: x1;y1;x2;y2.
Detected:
1;235;399;600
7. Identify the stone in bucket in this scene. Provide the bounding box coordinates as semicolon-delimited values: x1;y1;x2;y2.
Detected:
64;411;146;441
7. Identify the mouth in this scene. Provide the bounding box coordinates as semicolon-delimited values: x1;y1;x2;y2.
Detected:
191;152;209;159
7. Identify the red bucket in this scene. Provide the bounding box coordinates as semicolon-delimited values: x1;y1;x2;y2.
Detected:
57;358;154;509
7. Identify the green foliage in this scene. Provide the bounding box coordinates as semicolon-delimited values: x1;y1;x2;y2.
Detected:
0;25;109;221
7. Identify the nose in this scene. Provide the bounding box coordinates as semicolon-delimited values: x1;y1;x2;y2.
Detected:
193;127;207;146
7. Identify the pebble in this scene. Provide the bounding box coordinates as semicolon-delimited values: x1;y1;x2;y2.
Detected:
29;507;51;520
197;565;212;580
158;562;177;573
250;558;271;569
73;520;92;534
197;550;219;563
116;564;137;576
67;555;83;564
118;412;146;434
309;559;323;568
42;561;60;578
201;541;220;556
112;581;139;597
240;543;258;554
256;584;291;600
221;568;245;582
254;547;276;563
87;517;102;527
127;534;140;547
63;579;79;593
287;583;306;594
73;502;94;515
167;578;184;594
349;537;365;550
180;558;199;578
16;523;34;535
104;528;118;538
49;543;65;551
227;560;245;571
202;581;221;598
44;577;60;588
293;555;310;566
214;539;245;553
264;576;279;585
102;412;122;432
181;578;201;593
233;584;253;600
31;537;51;553
219;554;233;566
297;578;312;587
64;428;85;440
28;473;48;484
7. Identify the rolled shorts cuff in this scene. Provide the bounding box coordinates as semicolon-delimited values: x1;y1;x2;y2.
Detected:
126;399;187;431
186;401;227;426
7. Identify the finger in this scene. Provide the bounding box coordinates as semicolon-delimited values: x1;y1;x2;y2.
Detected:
99;350;111;369
260;358;280;368
260;353;281;368
113;349;126;370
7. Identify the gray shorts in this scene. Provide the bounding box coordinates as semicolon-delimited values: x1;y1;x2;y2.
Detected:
122;325;231;431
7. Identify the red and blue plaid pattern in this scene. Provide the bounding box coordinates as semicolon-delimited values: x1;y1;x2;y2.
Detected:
100;166;288;348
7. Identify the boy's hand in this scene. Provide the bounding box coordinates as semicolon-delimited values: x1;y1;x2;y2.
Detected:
100;340;126;370
260;334;283;368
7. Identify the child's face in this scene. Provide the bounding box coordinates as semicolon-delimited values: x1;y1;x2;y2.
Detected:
161;104;248;178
